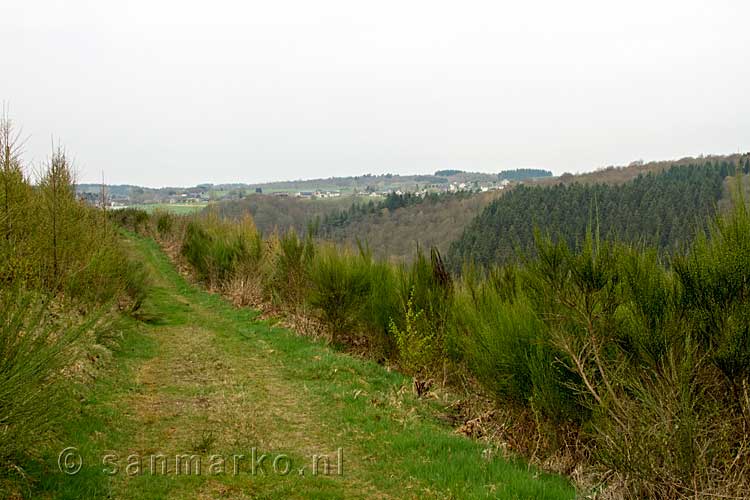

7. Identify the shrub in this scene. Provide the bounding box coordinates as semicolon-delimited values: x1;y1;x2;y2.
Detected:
390;249;453;375
389;288;443;374
64;244;148;311
109;208;150;234
358;254;401;357
0;113;150;486
154;209;175;237
264;230;314;306
308;247;370;344
0;289;93;475
452;281;580;422
181;212;261;287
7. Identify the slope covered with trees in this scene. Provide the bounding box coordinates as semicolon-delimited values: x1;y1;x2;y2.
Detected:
448;157;750;268
215;194;354;235
320;191;503;262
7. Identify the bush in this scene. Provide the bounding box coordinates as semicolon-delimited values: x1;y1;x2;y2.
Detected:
109;208;150;234
181;212;261;287
65;244;148;312
358;254;401;357
452;282;580;422
263;230;314;306
389;249;452;375
308;247;370;344
0;289;93;474
154;210;175;237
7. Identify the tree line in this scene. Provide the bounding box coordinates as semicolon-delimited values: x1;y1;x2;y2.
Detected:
448;159;749;269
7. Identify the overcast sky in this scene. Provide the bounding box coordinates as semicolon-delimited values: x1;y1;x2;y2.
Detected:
2;1;749;187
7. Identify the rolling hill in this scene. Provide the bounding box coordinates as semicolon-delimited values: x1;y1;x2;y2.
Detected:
448;155;750;269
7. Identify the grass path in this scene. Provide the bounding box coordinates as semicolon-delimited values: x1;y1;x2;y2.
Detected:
37;236;575;499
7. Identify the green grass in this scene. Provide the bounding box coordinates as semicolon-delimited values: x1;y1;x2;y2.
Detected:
33;235;575;499
138;203;207;214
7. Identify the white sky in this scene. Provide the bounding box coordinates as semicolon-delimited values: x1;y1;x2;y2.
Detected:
1;0;748;187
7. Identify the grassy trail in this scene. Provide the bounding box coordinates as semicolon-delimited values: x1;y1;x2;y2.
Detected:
38;236;575;499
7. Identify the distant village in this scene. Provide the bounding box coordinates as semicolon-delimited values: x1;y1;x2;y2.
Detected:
273;179;510;200
76;169;544;209
79;180;513;209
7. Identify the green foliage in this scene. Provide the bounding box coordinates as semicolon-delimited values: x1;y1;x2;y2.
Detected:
65;244;148;312
181;212;261;286
452;283;580;421
498;168;552;180
450;161;730;269
265;230;315;305
321;191;471;233
358;256;401;356
308;247;371;344
673;178;750;383
0;113;148;491
321;190;498;263
389;289;442;374
135;168;750;497
109;207;150;234
1;132;146;308
386;249;453;374
154;209;175;237
0;290;87;471
217;194;354;236
434;169;464;176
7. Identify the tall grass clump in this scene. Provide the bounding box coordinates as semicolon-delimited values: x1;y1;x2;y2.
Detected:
262;230;314;306
307;246;371;345
181;210;261;287
452;277;580;423
0;290;92;470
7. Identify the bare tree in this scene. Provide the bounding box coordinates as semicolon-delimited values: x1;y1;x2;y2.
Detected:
39;145;76;286
0;105;25;244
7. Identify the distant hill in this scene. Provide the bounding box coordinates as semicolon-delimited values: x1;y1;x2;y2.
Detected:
318;191;504;262
498;168;552;181
215;195;355;235
77;168;549;206
448;155;750;269
238;168;548;195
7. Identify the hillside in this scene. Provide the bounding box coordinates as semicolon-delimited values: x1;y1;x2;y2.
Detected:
448;155;750;269
319;191;503;262
216;194;356;235
79;168;552;209
245;168;551;195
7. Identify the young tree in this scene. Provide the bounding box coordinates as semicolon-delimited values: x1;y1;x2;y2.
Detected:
0;108;26;245
38;146;77;287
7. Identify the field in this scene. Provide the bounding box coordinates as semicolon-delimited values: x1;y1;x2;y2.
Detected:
138;203;208;214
